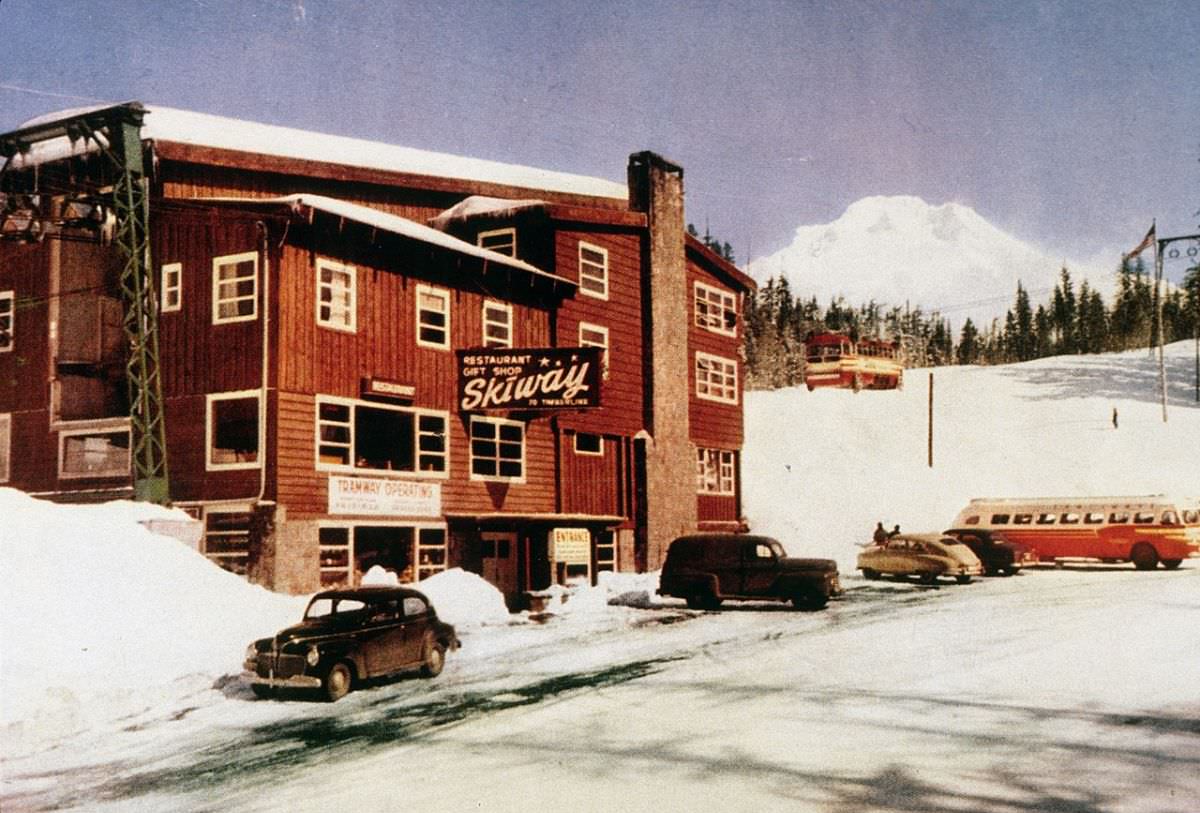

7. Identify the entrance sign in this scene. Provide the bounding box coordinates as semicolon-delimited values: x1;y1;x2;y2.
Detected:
551;527;592;564
328;476;441;517
457;347;602;411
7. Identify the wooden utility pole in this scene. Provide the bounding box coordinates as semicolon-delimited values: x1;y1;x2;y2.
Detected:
927;372;934;468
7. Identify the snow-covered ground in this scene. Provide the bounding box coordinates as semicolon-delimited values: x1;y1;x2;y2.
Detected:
2;343;1198;812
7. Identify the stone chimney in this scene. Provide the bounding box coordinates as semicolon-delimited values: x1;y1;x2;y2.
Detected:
628;151;696;570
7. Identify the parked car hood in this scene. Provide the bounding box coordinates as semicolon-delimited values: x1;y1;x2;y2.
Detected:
271;617;360;645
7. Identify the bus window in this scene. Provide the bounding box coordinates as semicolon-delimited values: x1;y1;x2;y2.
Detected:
990;514;1010;525
964;515;980;526
1160;511;1178;525
1109;512;1129;524
1036;513;1056;525
1134;512;1155;524
1061;513;1080;524
1013;514;1033;525
1084;512;1104;524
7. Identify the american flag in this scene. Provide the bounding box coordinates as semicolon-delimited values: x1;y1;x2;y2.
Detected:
1122;223;1156;261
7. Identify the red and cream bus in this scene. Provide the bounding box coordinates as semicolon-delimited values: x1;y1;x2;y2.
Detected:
802;332;903;392
950;496;1200;570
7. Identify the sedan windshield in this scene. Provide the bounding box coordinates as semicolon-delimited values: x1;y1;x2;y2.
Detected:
305;597;367;620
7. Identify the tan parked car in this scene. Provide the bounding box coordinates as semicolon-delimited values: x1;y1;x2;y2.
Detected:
858;533;984;584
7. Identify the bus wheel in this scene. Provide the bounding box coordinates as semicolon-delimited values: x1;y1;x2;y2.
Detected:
1131;543;1159;571
1161;559;1182;570
861;568;880;580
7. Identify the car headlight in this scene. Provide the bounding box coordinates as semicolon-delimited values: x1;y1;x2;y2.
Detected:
306;646;320;667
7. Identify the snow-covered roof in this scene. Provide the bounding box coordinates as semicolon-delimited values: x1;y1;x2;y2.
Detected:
200;193;574;287
7;104;628;201
429;196;549;230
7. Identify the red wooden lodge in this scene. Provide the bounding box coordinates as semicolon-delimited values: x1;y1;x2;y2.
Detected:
0;103;754;604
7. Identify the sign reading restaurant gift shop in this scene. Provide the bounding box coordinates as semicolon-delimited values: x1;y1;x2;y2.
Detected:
456;347;602;411
328;476;441;517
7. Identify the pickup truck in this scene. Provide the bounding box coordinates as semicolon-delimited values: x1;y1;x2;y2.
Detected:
658;533;842;610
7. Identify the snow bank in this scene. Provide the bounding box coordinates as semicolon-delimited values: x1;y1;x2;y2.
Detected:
0;488;303;752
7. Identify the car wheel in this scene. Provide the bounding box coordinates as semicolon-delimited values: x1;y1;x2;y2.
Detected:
861;568;880;580
250;684;273;700
1131;543;1159;571
700;593;723;611
420;636;446;678
323;662;353;702
792;590;828;611
919;571;938;584
955;574;972;584
685;593;706;610
1161;559;1182;570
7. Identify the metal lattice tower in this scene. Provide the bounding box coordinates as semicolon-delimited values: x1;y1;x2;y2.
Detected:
1;103;169;503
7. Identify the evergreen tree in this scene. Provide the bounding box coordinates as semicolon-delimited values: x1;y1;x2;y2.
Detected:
1014;283;1034;360
957;318;980;364
1033;305;1053;357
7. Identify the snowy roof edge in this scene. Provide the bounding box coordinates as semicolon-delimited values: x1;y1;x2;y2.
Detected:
8;104;629;201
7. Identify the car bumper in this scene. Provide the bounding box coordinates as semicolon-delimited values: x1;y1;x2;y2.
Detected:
242;669;323;690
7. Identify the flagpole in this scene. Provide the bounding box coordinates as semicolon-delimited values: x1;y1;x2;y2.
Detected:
1155;236;1168;422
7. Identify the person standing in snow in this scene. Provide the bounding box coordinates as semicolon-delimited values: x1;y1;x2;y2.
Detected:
1112;407;1118;429
873;522;887;545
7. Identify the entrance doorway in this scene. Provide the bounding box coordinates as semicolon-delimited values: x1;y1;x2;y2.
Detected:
480;531;519;596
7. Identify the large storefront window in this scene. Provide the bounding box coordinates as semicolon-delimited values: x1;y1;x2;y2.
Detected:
317;397;448;476
319;524;448;587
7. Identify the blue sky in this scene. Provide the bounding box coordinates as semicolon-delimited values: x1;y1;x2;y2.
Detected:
2;0;1197;269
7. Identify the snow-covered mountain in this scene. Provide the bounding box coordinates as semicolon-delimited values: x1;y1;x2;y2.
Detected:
748;196;1107;329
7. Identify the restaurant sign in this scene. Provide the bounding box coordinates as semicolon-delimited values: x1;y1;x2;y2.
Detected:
328;476;441;517
457;347;602;411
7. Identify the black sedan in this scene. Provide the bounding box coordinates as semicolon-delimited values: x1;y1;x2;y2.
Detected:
244;586;460;701
942;528;1039;576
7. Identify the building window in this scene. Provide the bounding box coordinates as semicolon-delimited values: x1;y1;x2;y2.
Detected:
578;322;609;379
574;432;603;456
482;300;512;347
317;258;356;332
578;241;609;300
416;284;450;349
0;413;9;482
161;263;182;313
319;526;351;587
59;423;131;479
206;391;261;470
694;281;736;336
595;530;616;573
696;448;735;495
695;352;738;404
477;228;517;257
316;397;448;476
0;290;14;352
204;511;251;575
212;251;258;324
470;416;525;481
417;527;448;581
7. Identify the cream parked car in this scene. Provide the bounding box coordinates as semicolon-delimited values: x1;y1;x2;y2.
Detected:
858;533;984;584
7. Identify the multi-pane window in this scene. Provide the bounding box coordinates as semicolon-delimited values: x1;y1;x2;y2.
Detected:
696;448;736;495
578;322;609;379
204;511;251;575
207;391;261;470
161;263;182;313
477;228;516;257
694;281;737;336
212;252;258;324
578;242;609;299
416;284;450;349
0;290;14;351
416;527;448;580
319;527;351;587
316;397;448;476
595;530;616;573
0;412;9;482
317;259;356;332
59;424;131;479
470;416;525;481
695;352;738;404
482;300;512;347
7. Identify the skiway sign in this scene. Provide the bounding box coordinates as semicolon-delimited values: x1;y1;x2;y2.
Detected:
457;347;602;411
